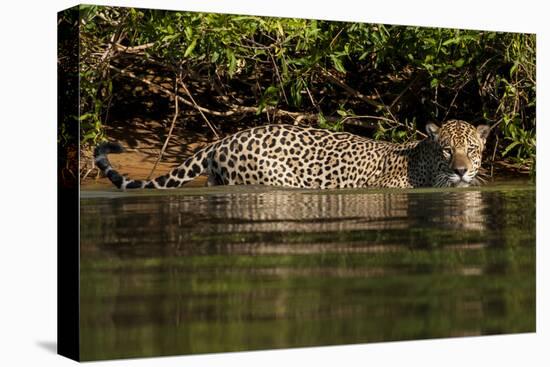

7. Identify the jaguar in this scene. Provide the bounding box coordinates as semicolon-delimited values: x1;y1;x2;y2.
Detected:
94;119;490;190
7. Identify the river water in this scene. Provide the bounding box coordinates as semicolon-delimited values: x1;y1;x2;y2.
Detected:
79;181;535;360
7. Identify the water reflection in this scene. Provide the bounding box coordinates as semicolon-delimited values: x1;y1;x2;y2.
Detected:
79;184;535;360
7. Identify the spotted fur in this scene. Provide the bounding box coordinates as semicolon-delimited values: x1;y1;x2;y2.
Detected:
94;119;490;190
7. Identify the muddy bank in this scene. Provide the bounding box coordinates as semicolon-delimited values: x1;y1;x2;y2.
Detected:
80;117;214;188
81;149;208;189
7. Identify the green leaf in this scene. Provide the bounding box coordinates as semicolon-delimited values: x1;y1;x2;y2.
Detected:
264;85;279;95
184;38;197;57
226;49;237;76
184;26;193;39
502;141;520;156
276;21;285;37
161;34;178;43
330;55;346;73
442;37;459;46
359;51;369;60
510;61;519;77
337;109;347;117
211;51;220;63
454;58;465;67
318;112;327;127
78;113;94;121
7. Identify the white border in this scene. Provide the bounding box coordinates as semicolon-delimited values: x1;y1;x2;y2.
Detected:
1;0;547;366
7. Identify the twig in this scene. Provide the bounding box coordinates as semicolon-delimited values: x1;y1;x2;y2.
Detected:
329;28;345;49
114;42;155;53
109;64;237;116
147;78;180;180
490;118;503;131
294;115;305;125
92;15;129;130
268;51;289;105
99;33;117;63
99;11;129;63
490;134;499;178
389;74;420;109
304;82;320;111
81;165;95;181
374;89;427;138
178;79;221;139
340;115;405;126
109;64;318;122
374;88;398;123
242;37;273;49
319;68;382;108
442;75;471;121
434;84;439;118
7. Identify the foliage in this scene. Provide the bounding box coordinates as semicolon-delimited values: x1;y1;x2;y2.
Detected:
63;5;536;173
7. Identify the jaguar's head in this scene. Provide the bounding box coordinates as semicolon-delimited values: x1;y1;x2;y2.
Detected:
426;120;491;187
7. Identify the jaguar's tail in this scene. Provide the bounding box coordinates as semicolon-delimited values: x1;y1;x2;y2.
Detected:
94;142;212;190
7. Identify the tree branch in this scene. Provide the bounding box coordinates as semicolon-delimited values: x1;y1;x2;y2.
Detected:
147;78;180;180
109;64;319;123
318;68;382;108
374;88;427;138
114;42;155;53
178;79;221;139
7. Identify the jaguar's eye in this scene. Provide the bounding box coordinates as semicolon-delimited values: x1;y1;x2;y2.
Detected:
442;147;452;158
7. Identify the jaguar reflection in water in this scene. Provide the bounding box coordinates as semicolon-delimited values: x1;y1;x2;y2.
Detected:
79;183;535;360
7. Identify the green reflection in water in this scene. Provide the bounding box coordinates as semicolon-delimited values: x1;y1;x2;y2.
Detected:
79;182;535;360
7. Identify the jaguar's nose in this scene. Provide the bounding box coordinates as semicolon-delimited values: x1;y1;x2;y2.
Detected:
454;167;467;177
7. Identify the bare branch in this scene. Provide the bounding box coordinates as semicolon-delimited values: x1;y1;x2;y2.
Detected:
374;89;427;138
268;51;289;105
114;42;155;53
319;68;382;108
178;79;221;139
147;78;180;180
109;64;319;123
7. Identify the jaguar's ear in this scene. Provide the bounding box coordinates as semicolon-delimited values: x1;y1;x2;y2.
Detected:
425;123;440;142
476;125;491;146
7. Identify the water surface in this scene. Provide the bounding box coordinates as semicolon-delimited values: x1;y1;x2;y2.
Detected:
80;181;535;360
